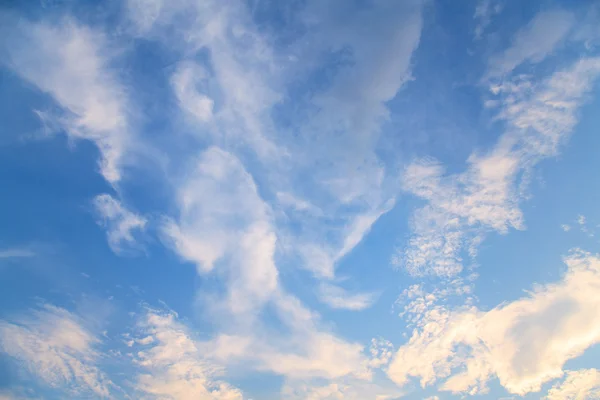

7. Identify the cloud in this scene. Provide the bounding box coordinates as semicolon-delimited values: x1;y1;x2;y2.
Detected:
545;369;600;400
130;0;420;283
171;61;214;123
126;0;423;390
488;9;575;77
131;307;243;400
388;249;600;396
93;194;147;254
2;18;133;183
160;146;374;382
396;57;600;278
473;0;503;39
318;283;378;311
0;304;113;397
281;376;404;400
0;248;35;259
162;146;278;316
299;200;395;279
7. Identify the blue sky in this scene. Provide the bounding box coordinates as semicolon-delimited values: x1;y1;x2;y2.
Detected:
1;0;600;399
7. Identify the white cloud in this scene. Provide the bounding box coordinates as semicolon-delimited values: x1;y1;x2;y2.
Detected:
396;57;600;278
160;146;375;382
545;369;600;400
128;0;418;284
162;146;278;316
562;224;572;232
577;215;586;225
318;283;378;311
127;0;424;390
131;307;243;400
488;9;575;77
0;304;113;397
3;18;132;183
93;194;147;254
388;250;600;396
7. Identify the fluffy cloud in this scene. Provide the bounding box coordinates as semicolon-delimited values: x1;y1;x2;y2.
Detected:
388;250;600;396
131;307;242;400
93;194;147;254
0;304;113;397
2;18;132;183
396;56;600;277
545;369;600;400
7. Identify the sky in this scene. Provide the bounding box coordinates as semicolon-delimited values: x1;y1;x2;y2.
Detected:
1;0;600;399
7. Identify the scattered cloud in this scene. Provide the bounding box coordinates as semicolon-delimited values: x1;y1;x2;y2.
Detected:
473;0;503;39
0;304;113;397
388;249;600;396
93;194;147;254
487;9;575;77
562;224;572;232
545;369;600;400
396;56;600;278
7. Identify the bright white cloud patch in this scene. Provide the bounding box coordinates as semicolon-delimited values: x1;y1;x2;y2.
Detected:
131;307;243;400
545;369;600;400
0;304;112;397
388;250;600;396
3;18;132;183
93;194;147;254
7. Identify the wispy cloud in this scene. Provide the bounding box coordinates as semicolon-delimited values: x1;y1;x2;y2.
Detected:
487;9;575;77
0;304;113;397
2;18;133;184
318;283;378;311
0;248;35;259
473;0;503;39
93;194;147;254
